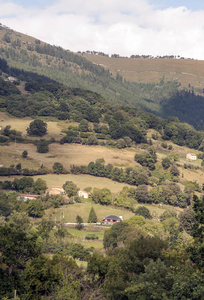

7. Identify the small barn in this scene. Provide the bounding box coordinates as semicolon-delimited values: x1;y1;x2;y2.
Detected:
102;215;122;225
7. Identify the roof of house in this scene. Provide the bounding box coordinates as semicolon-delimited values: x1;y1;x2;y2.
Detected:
19;194;39;197
103;215;122;221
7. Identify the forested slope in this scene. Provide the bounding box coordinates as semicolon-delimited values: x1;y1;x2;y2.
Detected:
0;25;204;127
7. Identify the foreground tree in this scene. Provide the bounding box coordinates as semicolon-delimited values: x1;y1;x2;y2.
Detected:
27;119;47;136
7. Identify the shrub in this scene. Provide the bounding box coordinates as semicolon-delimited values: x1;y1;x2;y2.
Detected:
135;206;152;219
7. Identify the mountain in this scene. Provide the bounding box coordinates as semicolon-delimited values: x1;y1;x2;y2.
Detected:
0;24;204;128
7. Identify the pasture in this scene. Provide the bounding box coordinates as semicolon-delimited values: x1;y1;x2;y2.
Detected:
45;202;166;224
34;173;133;193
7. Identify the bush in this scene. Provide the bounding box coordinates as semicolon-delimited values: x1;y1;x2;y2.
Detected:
135;206;152;219
53;162;64;174
22;150;28;158
85;234;99;240
37;140;49;153
27;119;47;136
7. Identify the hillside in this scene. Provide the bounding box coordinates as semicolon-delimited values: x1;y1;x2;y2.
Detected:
1;25;204;128
81;53;204;95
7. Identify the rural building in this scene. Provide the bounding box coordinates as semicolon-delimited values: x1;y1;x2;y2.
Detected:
46;186;64;196
7;76;17;82
78;190;90;199
102;215;123;225
186;153;197;160
17;194;39;201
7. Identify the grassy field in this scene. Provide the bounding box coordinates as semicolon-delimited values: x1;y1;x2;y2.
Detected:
45;202;166;224
81;54;204;94
34;174;133;193
1;140;136;170
0;112;65;140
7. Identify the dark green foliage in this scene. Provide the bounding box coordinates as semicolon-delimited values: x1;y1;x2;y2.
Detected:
80;160;150;186
0;135;9;143
75;215;84;230
179;207;195;234
27;119;47;136
70;243;91;260
103;222;130;249
135;185;153;204
78;119;90;132
63;181;79;197
162;157;171;169
36;139;49;153
22;150;28;158
33;178;47;195
160;210;177;222
91;188;112;205
13;177;34;193
87;135;98;145
192;195;204;242
0;77;20;96
88;207;98;223
163;121;202;149
27;199;44;218
0;194;14;217
85;233;99;240
170;164;180;177
52;162;64;174
135;206;152;219
134;147;157;170
0;223;39;299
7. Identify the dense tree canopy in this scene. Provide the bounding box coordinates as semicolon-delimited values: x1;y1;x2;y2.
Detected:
27;119;47;136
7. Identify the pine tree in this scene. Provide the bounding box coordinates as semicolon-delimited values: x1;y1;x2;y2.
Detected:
88;207;98;223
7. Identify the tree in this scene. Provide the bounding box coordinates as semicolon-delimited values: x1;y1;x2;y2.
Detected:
135;185;153;204
27;199;44;218
88;207;98;223
36;140;49;153
27;119;47;136
52;162;63;174
63;181;79;197
170;165;180;177
22;150;28;158
33;178;47;195
0;224;39;298
78;119;89;132
162;157;171;169
179;207;195;234
76;215;84;230
87;135;98;145
135;206;152;219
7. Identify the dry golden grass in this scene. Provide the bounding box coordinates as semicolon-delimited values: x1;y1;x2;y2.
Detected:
81;54;204;94
0;112;64;140
33;174;133;193
4;141;136;170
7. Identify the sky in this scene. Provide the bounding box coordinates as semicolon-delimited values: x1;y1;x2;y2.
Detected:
0;0;204;60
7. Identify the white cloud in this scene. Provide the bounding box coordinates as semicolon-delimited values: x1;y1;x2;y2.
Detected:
1;0;204;59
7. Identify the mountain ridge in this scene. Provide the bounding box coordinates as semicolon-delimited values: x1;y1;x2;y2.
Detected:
0;25;204;128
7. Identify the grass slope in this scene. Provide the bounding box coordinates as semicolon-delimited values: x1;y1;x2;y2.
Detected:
81;54;204;95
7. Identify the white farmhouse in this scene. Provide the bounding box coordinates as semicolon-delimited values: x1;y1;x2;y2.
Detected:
186;153;197;161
